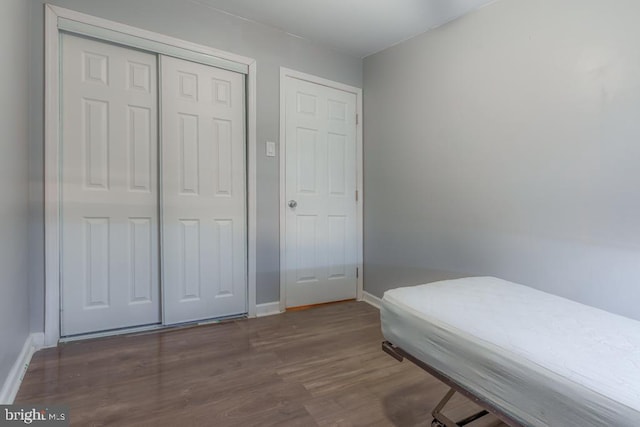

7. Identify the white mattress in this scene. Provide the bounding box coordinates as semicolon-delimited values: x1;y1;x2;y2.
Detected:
380;277;640;427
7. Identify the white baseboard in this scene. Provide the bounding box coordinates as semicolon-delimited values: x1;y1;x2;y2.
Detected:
255;301;282;317
362;291;382;310
0;332;44;404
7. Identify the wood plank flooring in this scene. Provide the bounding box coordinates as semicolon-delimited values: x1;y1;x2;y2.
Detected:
17;302;505;426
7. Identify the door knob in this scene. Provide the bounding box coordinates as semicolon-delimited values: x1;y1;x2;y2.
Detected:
288;200;298;208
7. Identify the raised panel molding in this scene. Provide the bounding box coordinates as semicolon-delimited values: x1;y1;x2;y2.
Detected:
129;218;153;303
128;106;152;192
180;220;201;301
215;219;234;297
296;127;318;194
82;51;108;85
296;215;318;282
84;218;110;308
327;215;347;279
213;119;232;196
178;71;198;101
83;99;109;189
212;78;231;107
179;113;200;195
296;92;317;116
328;133;347;196
328;99;347;122
127;61;150;92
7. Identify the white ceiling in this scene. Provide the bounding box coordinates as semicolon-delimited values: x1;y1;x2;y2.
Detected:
189;0;497;58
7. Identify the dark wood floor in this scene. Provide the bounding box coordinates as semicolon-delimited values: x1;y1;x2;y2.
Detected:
17;302;504;426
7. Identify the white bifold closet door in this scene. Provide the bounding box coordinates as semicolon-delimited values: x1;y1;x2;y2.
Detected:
161;56;247;325
61;34;160;336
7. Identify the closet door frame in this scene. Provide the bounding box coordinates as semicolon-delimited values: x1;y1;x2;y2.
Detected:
44;4;258;346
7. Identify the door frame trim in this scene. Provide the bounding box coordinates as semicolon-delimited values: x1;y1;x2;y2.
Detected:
44;4;258;346
278;67;364;311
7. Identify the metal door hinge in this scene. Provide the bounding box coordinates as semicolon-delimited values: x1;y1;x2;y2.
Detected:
356;267;359;278
356;114;359;125
355;190;359;202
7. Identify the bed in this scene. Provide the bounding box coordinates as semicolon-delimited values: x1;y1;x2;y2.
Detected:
380;277;640;427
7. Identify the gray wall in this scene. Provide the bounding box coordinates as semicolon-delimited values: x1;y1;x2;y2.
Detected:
363;0;640;320
29;0;363;330
1;0;31;392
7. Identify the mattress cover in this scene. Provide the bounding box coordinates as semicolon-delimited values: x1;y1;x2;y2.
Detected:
380;277;640;427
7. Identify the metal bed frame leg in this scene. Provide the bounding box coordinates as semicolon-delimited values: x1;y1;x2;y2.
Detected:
431;388;458;427
431;388;489;427
382;342;497;427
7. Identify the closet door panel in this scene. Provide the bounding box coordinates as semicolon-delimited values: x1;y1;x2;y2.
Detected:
60;34;160;336
161;56;247;324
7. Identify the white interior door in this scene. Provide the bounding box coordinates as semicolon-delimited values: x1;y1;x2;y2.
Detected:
161;55;247;324
61;34;160;336
284;76;358;307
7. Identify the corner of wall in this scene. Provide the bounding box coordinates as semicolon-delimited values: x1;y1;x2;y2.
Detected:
0;333;43;404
